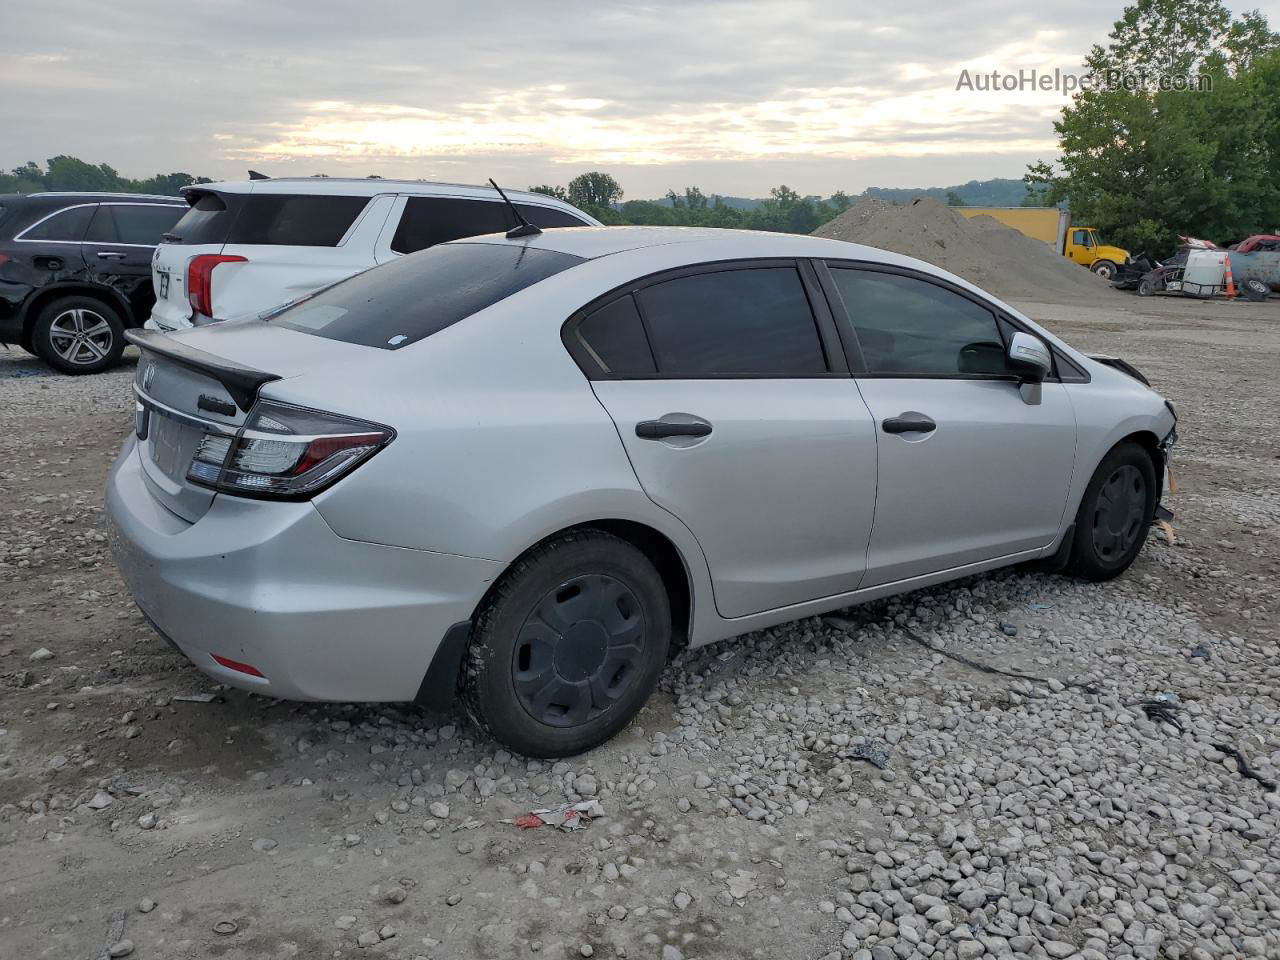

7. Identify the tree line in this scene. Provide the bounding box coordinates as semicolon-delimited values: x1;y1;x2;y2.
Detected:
530;173;856;234
0;155;211;196
1026;0;1280;255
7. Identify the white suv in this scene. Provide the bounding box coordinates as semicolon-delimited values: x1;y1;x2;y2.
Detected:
145;177;599;330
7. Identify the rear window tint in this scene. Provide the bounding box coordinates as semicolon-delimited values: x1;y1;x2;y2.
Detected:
391;197;588;254
85;204;184;245
166;192;234;245
574;295;656;376
229;194;368;246
165;193;368;247
268;242;583;349
20;204;95;242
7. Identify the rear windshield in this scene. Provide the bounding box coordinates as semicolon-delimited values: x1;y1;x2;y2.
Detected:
164;192;368;246
267;242;584;349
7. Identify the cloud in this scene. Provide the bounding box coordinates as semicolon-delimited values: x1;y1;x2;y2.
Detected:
5;0;1268;195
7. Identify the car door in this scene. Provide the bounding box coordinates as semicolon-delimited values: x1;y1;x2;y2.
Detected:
821;262;1077;586
82;202;185;308
566;260;879;619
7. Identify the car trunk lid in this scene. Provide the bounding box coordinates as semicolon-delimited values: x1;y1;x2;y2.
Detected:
125;323;370;521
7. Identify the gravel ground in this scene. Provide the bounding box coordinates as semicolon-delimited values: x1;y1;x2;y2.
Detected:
1;293;1278;960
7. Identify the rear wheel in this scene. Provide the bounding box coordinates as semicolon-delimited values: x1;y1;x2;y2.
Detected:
1068;442;1156;581
31;296;125;374
463;530;671;757
1091;260;1118;281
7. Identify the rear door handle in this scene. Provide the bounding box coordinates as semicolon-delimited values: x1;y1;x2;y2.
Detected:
881;412;936;434
636;419;712;440
96;251;127;260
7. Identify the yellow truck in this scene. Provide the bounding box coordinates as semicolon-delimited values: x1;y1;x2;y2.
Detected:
957;207;1130;280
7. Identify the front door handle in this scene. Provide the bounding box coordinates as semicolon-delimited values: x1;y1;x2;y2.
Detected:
881;412;936;434
636;419;712;440
96;251;127;260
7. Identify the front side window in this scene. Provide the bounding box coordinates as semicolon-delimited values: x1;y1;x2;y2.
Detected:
633;267;828;376
20;204;96;242
85;204;184;245
391;197;587;255
829;268;1008;377
268;241;583;350
1072;229;1093;248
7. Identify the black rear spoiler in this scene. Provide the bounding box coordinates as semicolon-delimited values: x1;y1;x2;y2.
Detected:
125;329;280;412
1088;354;1150;386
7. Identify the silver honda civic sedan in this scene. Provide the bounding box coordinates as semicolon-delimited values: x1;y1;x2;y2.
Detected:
106;225;1176;757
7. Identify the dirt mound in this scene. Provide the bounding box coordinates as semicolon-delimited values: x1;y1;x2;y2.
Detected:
813;196;1113;305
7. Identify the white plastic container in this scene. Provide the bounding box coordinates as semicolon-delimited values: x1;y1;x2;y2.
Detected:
1183;249;1228;293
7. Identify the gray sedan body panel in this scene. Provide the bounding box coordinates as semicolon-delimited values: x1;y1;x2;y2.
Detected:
109;226;1177;700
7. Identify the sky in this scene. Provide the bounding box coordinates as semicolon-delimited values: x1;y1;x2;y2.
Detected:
3;0;1278;199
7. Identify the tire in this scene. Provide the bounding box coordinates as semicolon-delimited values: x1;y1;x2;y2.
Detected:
463;529;671;757
1242;278;1269;301
31;296;126;374
1090;260;1118;281
1137;278;1156;297
1067;442;1157;581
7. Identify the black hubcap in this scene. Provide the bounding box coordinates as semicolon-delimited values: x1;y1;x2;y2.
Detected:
1092;465;1147;561
513;574;646;727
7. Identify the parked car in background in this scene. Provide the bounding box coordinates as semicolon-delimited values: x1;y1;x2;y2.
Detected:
0;192;186;373
109;226;1176;757
146;177;601;331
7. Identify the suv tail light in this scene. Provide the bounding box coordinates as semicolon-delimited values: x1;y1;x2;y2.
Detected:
187;400;394;499
187;254;247;319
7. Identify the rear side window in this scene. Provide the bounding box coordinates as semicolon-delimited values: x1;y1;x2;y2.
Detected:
574;296;657;376
391;197;587;254
19;204;95;242
634;267;828;376
85;204;184;245
229;195;368;246
829;268;1007;376
269;242;583;349
164;193;368;246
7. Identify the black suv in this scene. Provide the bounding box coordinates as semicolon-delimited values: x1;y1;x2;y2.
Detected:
0;193;186;374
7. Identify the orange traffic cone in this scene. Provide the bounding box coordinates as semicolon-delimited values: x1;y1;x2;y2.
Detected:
1223;255;1237;298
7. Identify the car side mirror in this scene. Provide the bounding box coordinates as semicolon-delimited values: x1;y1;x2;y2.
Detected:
1007;332;1051;384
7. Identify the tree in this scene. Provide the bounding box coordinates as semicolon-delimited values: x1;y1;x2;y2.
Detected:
944;190;966;206
1026;0;1280;254
567;172;623;211
528;184;568;201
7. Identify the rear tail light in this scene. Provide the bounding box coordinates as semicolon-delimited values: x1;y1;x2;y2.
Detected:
187;254;247;319
187;400;394;499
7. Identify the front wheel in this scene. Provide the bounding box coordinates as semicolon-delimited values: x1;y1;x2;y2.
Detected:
1068;442;1156;581
1137;277;1156;297
1091;260;1118;281
462;530;671;757
31;296;126;374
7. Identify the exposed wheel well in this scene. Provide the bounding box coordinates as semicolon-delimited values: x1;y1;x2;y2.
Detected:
1116;430;1164;499
477;520;693;656
19;286;131;351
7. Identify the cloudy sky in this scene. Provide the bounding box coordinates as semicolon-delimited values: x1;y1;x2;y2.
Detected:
3;0;1277;198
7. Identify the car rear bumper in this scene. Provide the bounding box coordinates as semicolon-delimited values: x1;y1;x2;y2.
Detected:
105;434;501;703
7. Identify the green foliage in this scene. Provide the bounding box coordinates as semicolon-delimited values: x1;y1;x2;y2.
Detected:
1028;0;1280;255
527;184;568;201
567;172;623;211
944;190;966;206
0;156;210;196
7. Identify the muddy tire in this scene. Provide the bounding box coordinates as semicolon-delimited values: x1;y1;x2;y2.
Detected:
1090;260;1118;281
1242;278;1269;301
462;529;671;757
1137;277;1157;297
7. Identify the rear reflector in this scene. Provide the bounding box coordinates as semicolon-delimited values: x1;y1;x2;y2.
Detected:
211;654;266;678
